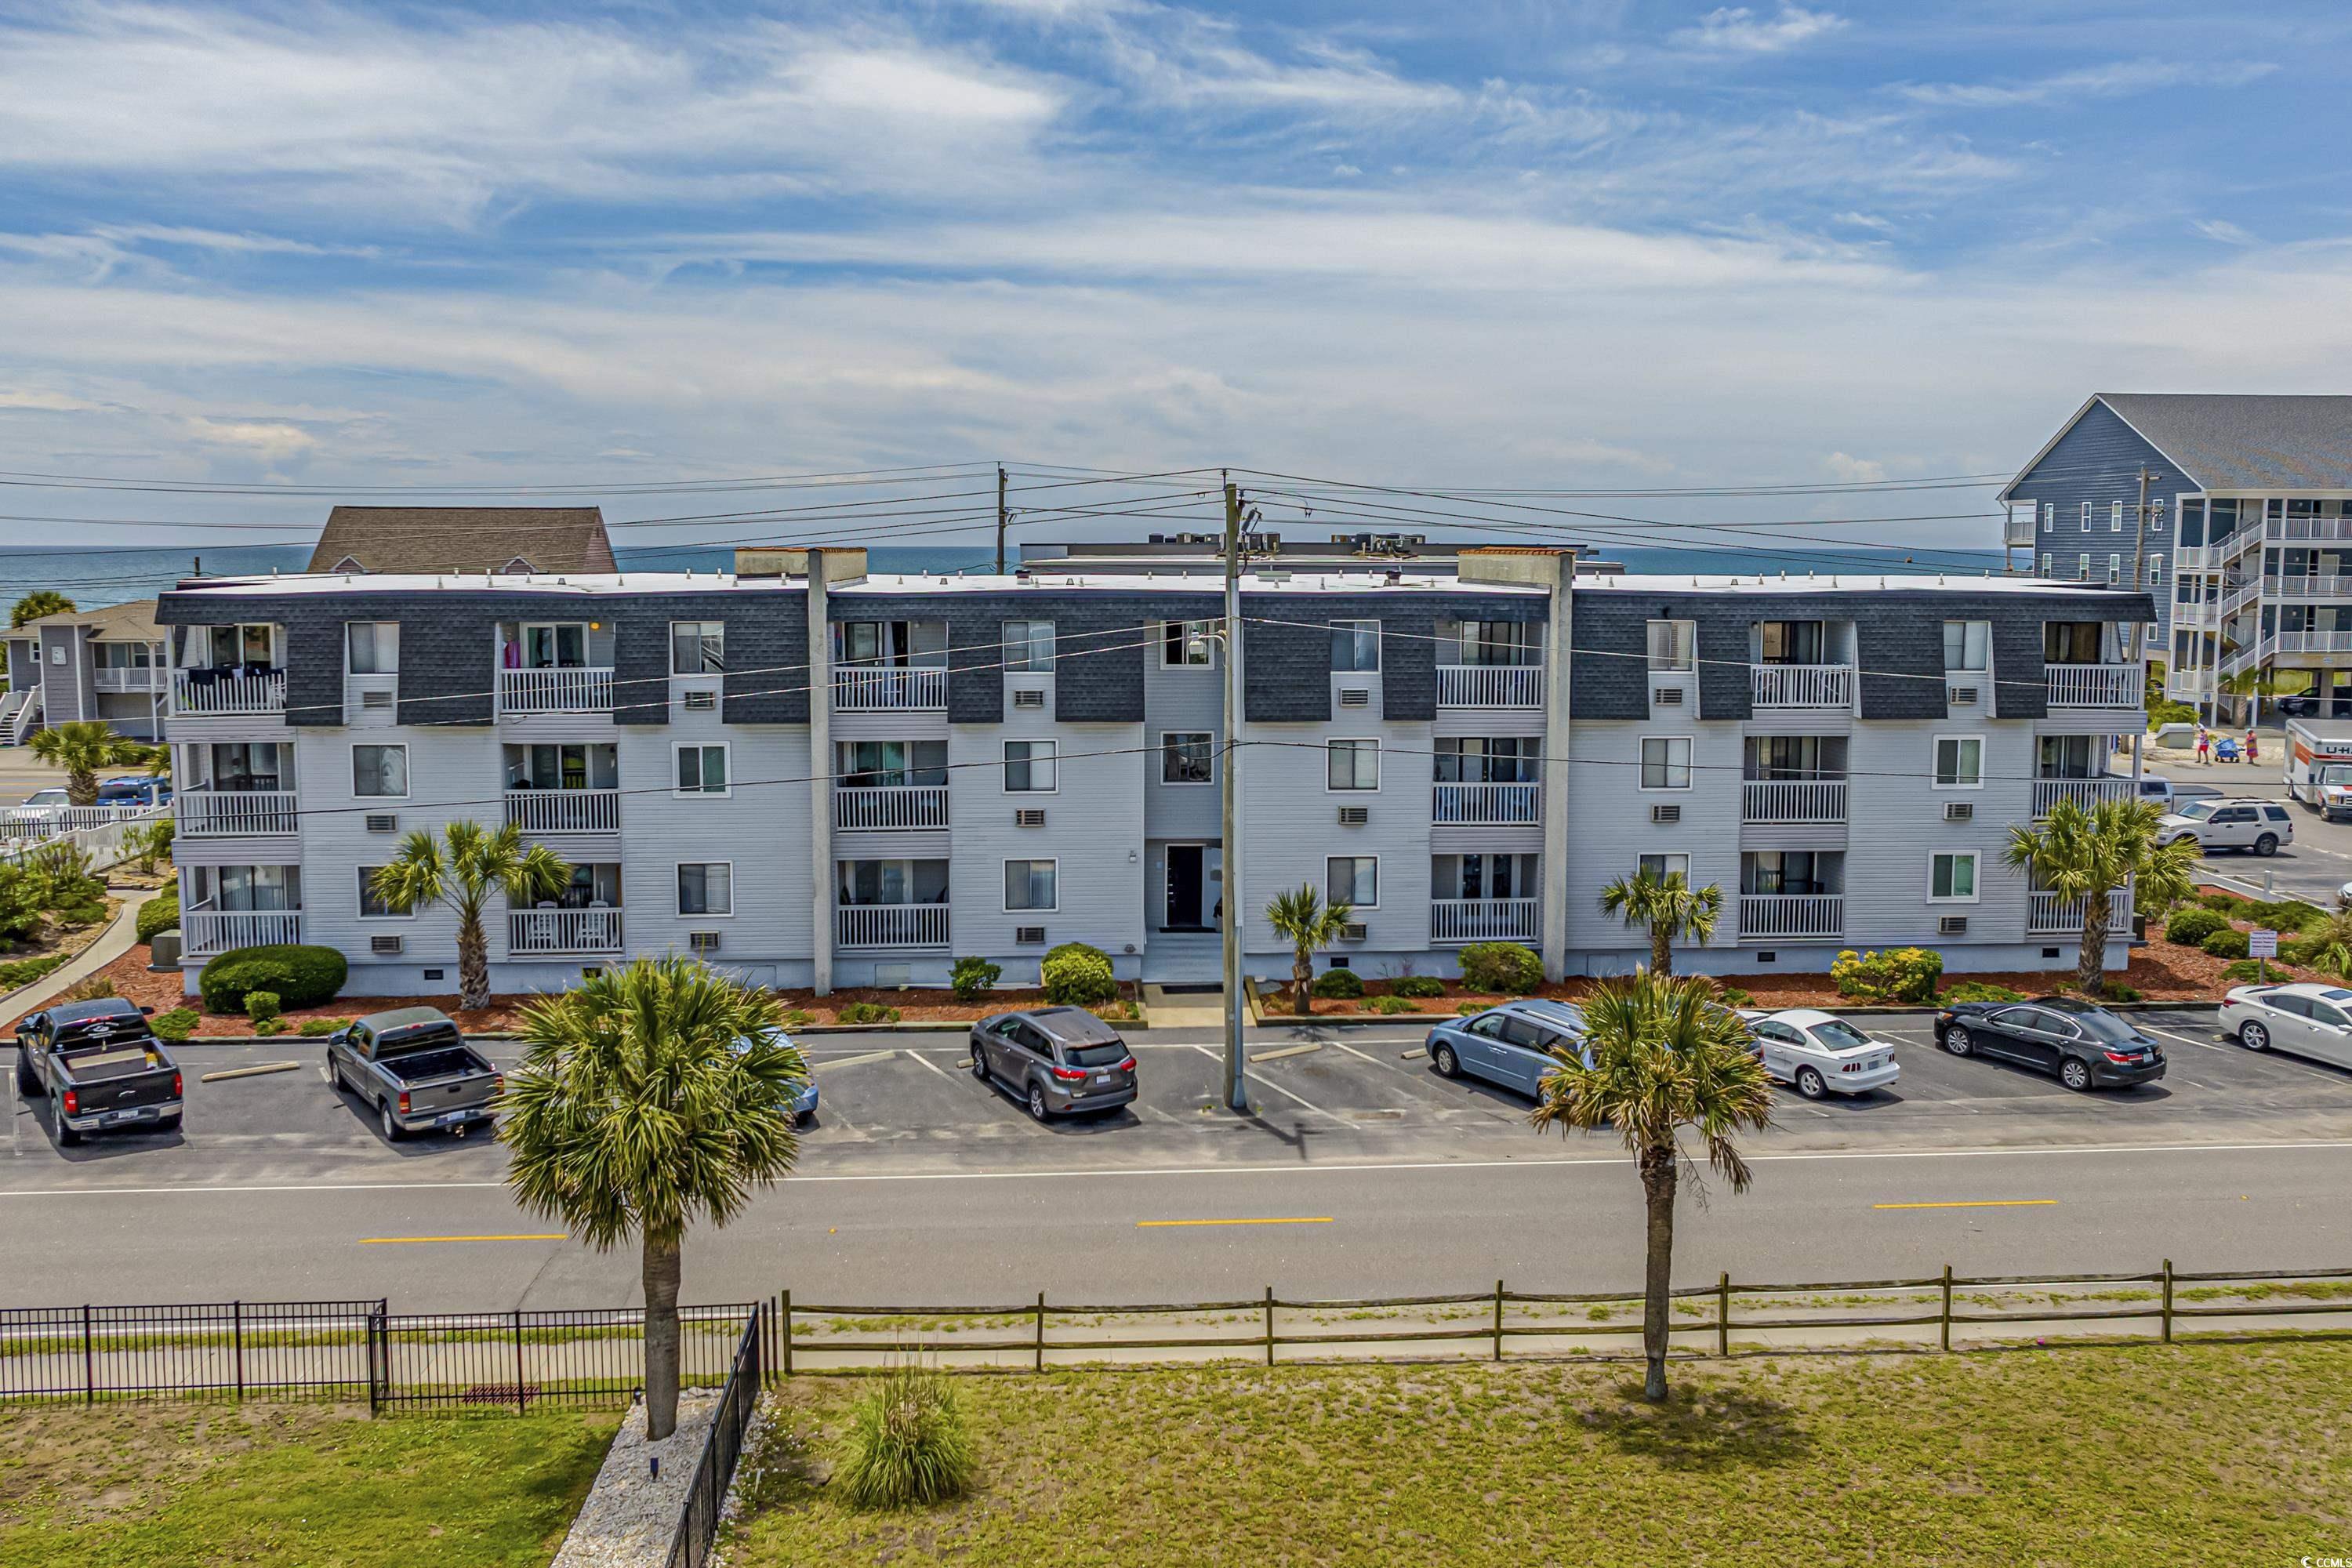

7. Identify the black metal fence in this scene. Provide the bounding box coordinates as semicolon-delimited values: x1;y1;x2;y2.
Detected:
666;1304;765;1568
376;1304;757;1411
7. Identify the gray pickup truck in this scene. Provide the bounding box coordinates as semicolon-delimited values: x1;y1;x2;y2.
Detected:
14;998;182;1145
325;1007;501;1141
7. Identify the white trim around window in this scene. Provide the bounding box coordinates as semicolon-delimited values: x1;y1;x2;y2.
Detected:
1160;619;1216;669
1637;852;1691;883
356;866;412;920
1004;858;1059;913
1933;733;1984;789
1003;739;1058;794
1327;855;1377;909
676;861;734;917
1324;738;1380;792
673;742;731;797
1160;731;1214;786
1638;735;1693;791
350;742;409;800
1929;850;1981;904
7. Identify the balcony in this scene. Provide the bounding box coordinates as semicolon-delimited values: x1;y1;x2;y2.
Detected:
2028;888;2133;937
93;667;163;694
508;906;624;954
499;666;615;714
1751;664;1853;709
2274;630;2352;655
837;904;950;949
833;666;947;711
2273;575;2352;599
176;789;298;837
1435;665;1543;710
1432;782;1539;825
1431;898;1540;945
2044;664;2140;709
2274;517;2352;543
504;789;620;834
1741;779;1848;824
172;670;285;716
1737;894;1844;940
834;785;949;830
2032;778;2136;818
182;906;300;956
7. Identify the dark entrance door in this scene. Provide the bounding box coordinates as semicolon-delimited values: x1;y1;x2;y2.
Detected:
1166;845;1204;930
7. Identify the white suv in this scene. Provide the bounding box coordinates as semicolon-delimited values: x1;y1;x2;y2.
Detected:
2158;797;2295;856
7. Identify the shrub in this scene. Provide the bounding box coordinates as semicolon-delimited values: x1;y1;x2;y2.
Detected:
835;1361;975;1511
2248;899;2326;933
0;953;67;989
1367;994;1415;1014
136;886;181;944
2219;959;2264;984
125;818;175;875
298;1017;353;1036
47;895;108;929
2201;891;2248;913
1392;975;1446;1000
2162;908;2230;946
243;989;282;1025
1311;967;1365;999
1040;942;1117;1007
2101;983;2144;1003
837;1002;901;1025
1455;1001;1486;1016
781;1008;815;1029
27;843;103;915
198;944;347;1014
1941;981;2025;1004
1831;947;1944;1004
1457;942;1542;995
2201;928;2251;960
254;1018;285;1036
949;956;1001;1002
149;1007;198;1040
62;974;115;1002
2148;698;2197;730
1717;985;1755;1007
0;863;42;944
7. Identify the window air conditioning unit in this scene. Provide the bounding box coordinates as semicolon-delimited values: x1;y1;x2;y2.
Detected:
1014;808;1047;828
1338;921;1369;941
689;931;720;955
369;935;403;956
1337;805;1370;826
1943;801;1973;822
682;689;717;711
1653;686;1684;706
1650;804;1681;824
1338;688;1370;707
1947;685;1979;706
1015;926;1047;945
1938;916;1969;937
359;689;394;710
1012;688;1047;710
365;813;397;833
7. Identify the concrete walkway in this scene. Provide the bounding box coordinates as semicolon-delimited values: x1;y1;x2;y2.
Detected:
0;887;158;1020
1141;984;1227;1029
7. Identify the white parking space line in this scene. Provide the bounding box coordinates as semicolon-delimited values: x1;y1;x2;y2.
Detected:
903;1051;954;1079
815;1050;897;1071
2142;1024;2228;1052
1326;1039;1409;1073
1189;1044;1344;1120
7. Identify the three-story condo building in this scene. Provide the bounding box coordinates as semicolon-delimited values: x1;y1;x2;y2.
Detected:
153;543;2152;995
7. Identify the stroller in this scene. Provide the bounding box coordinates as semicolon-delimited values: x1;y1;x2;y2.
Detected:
2213;736;2243;763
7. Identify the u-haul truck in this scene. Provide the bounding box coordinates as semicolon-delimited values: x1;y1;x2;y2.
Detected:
2285;717;2352;819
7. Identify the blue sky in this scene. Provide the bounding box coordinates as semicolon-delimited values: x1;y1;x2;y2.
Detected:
0;0;2346;550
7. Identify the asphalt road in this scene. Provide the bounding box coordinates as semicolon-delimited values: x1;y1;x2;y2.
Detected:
2138;751;2352;905
9;1008;2352;1312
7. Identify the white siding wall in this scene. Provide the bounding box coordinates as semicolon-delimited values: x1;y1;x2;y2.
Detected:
1142;645;1222;840
1563;718;1744;969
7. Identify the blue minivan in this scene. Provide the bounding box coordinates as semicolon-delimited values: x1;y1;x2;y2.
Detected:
1424;999;1590;1098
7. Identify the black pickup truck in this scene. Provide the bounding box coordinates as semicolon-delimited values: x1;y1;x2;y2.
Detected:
14;998;182;1145
326;1007;502;1141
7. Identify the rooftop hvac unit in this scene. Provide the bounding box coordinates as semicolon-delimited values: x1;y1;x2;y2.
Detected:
689;931;720;954
1337;805;1370;826
1650;804;1681;824
1937;916;1969;937
1012;688;1047;709
1652;685;1684;706
1015;926;1047;945
1338;921;1369;941
682;689;717;711
364;813;397;833
369;935;403;956
359;689;394;710
1944;801;1973;822
1338;688;1370;707
1947;685;1980;705
1014;808;1047;828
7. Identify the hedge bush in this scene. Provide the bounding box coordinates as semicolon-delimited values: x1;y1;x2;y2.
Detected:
0;864;42;945
1363;995;1413;1014
2162;908;2230;946
1040;942;1117;1007
243;990;282;1025
949;956;1001;1002
837;1002;901;1025
136;885;181;944
1392;975;1446;1000
1457;942;1542;995
2201;928;2251;960
1941;981;2025;1004
2201;891;2248;913
198;944;347;1014
1717;985;1755;1007
1311;967;1364;999
1831;947;1944;1004
299;1017;352;1037
2248;899;2326;933
2219;959;2264;984
150;1008;198;1040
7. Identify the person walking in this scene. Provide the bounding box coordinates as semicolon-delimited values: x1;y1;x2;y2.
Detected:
2246;730;2259;764
2196;727;2212;765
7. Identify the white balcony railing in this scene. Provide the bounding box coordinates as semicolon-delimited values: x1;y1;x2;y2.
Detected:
498;666;615;713
2271;575;2352;599
182;907;301;956
1431;782;1540;825
2045;664;2141;708
1431;898;1541;945
1737;893;1844;940
2220;576;2263;616
504;789;620;833
1435;665;1543;710
508;907;624;954
834;785;950;830
2031;778;2136;818
833;666;948;711
1751;663;1854;709
1740;779;1849;824
837;903;951;949
2173;599;2219;629
93;667;162;693
175;789;298;837
172;670;285;715
0;803;155;846
2274;517;2352;543
2027;888;2134;937
2274;630;2352;655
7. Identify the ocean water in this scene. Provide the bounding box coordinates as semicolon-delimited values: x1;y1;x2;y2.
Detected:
0;541;2014;614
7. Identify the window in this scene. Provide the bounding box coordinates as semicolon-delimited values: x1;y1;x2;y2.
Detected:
1327;856;1377;908
1646;619;1696;672
1942;620;1990;672
1330;619;1380;672
2151;503;2165;532
358;867;404;919
1639;736;1692;790
2082;502;2093;529
674;743;729;795
1003;620;1055;673
2108;554;2122;584
351;744;408;799
2039;553;2053;576
2042;503;2055;531
517;622;588;669
1161;619;1215;667
2112;502;2125;532
1934;735;1984;788
670;621;724;675
1432;852;1537;900
1004;858;1058;911
677;862;732;916
2078;556;2091;581
1639;853;1690;883
2150;557;2163;587
1004;739;1057;793
1327;739;1379;791
1930;851;1980;902
1161;731;1213;785
1436;737;1537;783
347;622;398;674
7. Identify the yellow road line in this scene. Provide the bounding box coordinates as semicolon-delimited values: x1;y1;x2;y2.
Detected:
1871;1200;2058;1210
360;1233;569;1244
1135;1216;1334;1229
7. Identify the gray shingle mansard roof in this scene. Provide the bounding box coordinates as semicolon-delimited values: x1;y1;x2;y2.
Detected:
305;506;618;576
2009;394;2352;496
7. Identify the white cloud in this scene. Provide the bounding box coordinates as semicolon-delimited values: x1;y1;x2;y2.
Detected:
0;389;104;412
1823;451;1886;483
1671;7;1846;56
185;417;318;462
2193;219;2256;245
1896;59;2274;110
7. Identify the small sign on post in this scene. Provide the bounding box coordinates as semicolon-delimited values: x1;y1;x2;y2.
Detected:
2250;927;2278;983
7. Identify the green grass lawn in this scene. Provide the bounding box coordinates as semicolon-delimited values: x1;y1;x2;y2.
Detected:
728;1342;2352;1566
0;1403;615;1568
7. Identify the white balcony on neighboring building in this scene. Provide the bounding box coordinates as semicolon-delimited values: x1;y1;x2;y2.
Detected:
833;666;947;711
834;785;950;830
1750;664;1854;709
1740;779;1848;824
498;666;615;714
2031;778;2136;818
2044;664;2141;708
182;906;300;956
175;789;299;837
172;670;285;716
1431;897;1540;944
2027;888;2133;936
2274;517;2352;543
1737;893;1844;940
2274;630;2352;655
1431;782;1540;825
837;903;951;949
1435;665;1543;709
93;666;164;694
2272;575;2352;599
504;789;621;834
509;906;624;954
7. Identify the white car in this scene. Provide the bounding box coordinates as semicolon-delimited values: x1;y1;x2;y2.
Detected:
1744;1008;1901;1099
2220;982;2352;1068
2;787;72;824
2158;797;2295;856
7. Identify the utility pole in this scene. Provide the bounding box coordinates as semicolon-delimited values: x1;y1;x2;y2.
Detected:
995;464;1009;575
1221;474;1247;1112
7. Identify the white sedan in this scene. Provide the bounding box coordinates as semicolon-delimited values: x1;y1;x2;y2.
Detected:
1744;1008;1902;1099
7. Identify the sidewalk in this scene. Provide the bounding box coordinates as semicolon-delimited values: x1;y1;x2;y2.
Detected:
1141;985;1225;1029
0;887;158;1021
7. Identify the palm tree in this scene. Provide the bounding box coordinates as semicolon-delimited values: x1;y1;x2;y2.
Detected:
1597;868;1724;976
9;590;73;628
2297;910;2352;982
2003;797;2200;997
368;821;571;1010
1265;884;1352;1014
29;720;154;806
502;956;804;1439
1534;971;1772;1403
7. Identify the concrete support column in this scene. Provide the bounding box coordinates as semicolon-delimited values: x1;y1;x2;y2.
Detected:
1541;552;1575;983
808;556;834;997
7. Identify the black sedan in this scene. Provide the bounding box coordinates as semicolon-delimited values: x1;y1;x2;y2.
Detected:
1932;996;2165;1091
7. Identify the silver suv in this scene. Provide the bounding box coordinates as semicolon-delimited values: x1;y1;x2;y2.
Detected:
2157;797;2295;856
969;1007;1137;1120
